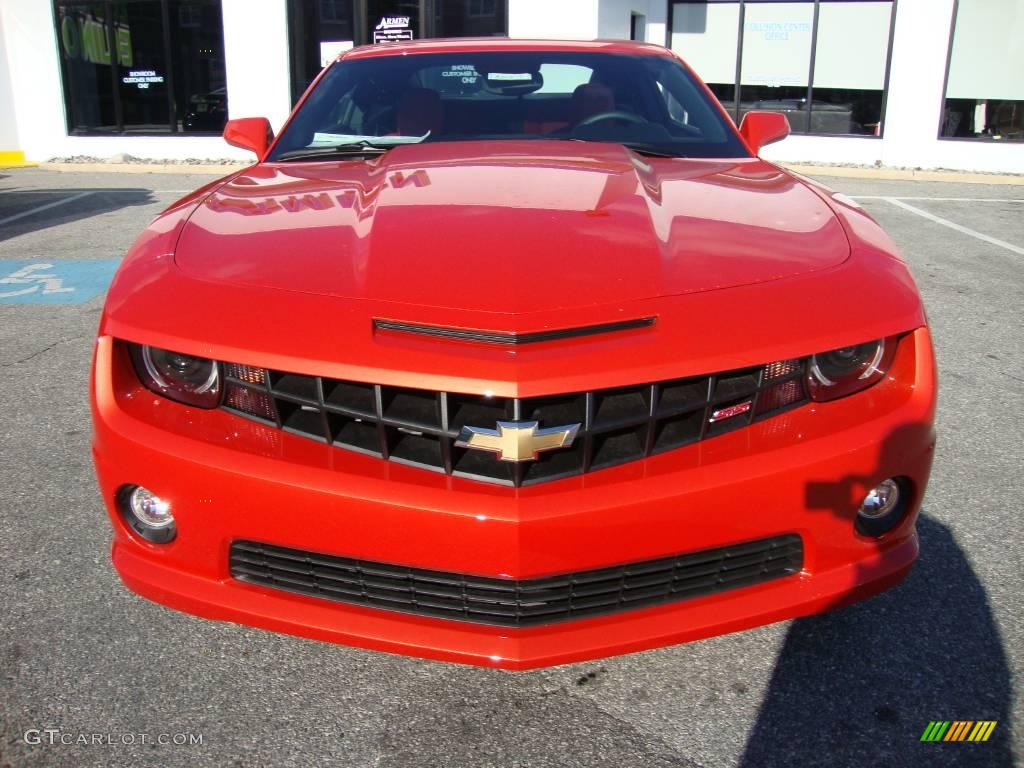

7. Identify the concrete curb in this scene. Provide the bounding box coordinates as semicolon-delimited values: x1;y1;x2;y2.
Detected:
24;160;1024;185
780;163;1024;185
37;162;249;175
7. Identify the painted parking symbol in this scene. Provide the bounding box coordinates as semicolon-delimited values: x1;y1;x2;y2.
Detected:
0;259;120;304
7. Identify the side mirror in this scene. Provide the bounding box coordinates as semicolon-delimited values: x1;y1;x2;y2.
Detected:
223;117;274;159
738;111;791;155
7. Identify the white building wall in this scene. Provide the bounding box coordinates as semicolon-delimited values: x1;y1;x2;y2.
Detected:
0;0;1020;171
221;0;292;132
511;0;667;45
597;0;644;39
0;0;66;161
0;0;284;162
596;0;668;43
509;0;600;39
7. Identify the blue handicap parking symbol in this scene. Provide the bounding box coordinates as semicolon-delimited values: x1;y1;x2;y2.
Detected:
0;259;121;304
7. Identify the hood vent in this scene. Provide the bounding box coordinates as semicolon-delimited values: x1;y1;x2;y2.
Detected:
373;317;655;345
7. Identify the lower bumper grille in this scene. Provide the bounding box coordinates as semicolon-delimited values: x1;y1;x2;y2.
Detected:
229;535;804;628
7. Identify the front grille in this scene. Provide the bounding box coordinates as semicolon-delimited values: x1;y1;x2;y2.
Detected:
230;535;804;628
220;358;808;486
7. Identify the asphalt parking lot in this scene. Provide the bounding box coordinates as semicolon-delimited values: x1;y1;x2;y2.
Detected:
1;166;1021;768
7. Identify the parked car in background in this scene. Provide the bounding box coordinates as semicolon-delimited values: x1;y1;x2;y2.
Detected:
183;86;228;132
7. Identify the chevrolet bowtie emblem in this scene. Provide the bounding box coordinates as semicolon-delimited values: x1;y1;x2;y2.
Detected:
455;420;581;462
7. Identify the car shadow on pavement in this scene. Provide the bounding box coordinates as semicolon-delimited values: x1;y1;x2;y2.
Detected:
0;187;155;243
739;423;1013;767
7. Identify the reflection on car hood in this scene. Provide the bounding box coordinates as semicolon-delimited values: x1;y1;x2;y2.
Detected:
174;140;848;314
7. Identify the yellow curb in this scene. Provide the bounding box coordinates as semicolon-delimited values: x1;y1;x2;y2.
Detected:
0;150;38;169
782;163;1024;185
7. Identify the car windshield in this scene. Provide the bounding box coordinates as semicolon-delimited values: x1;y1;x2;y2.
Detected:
268;50;750;160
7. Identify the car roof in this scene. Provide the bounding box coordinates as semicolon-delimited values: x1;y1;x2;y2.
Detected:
339;37;673;62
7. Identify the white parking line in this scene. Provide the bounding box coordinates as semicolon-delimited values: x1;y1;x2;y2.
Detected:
0;191;93;228
854;196;1024;203
882;197;1024;257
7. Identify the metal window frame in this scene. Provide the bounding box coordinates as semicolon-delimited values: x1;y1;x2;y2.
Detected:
936;0;959;136
664;0;898;139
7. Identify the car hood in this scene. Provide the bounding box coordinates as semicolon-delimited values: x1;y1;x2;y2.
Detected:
174;141;848;315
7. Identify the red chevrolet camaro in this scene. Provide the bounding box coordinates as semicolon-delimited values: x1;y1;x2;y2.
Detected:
90;39;936;670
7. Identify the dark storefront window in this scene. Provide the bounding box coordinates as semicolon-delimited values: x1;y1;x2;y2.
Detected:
669;0;895;136
55;0;228;135
287;0;357;103
288;1;507;104
941;0;1024;141
433;0;507;37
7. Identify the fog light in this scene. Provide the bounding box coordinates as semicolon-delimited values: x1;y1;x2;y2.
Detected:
118;485;176;543
855;478;906;537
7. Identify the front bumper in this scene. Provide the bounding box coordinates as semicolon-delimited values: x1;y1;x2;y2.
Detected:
91;328;936;670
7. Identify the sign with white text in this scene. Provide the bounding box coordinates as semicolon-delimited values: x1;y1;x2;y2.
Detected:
373;16;413;44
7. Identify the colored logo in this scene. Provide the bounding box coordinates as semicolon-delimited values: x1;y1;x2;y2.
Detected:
456;420;580;462
0;260;121;305
920;721;997;742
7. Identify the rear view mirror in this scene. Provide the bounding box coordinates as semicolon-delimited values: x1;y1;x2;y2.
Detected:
738;111;791;155
223;117;274;159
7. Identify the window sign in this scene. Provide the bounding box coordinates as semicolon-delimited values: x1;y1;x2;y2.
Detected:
671;1;894;137
320;40;354;67
373;16;414;43
741;3;814;88
60;13;133;67
447;64;481;84
122;70;166;90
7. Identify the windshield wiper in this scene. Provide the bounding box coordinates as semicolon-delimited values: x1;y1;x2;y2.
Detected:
276;142;395;162
276;135;430;162
568;138;685;159
621;143;685;158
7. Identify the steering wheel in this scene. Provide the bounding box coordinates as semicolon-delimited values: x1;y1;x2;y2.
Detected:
576;110;649;128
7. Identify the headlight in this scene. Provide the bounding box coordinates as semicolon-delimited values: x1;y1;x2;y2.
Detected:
807;336;898;401
128;343;221;408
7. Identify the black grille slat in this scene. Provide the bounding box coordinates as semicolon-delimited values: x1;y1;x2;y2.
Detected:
713;368;761;402
221;360;809;486
229;535;803;628
269;372;319;402
322;380;376;416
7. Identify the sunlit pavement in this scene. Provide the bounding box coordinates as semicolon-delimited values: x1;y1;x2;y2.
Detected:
1;167;1021;767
